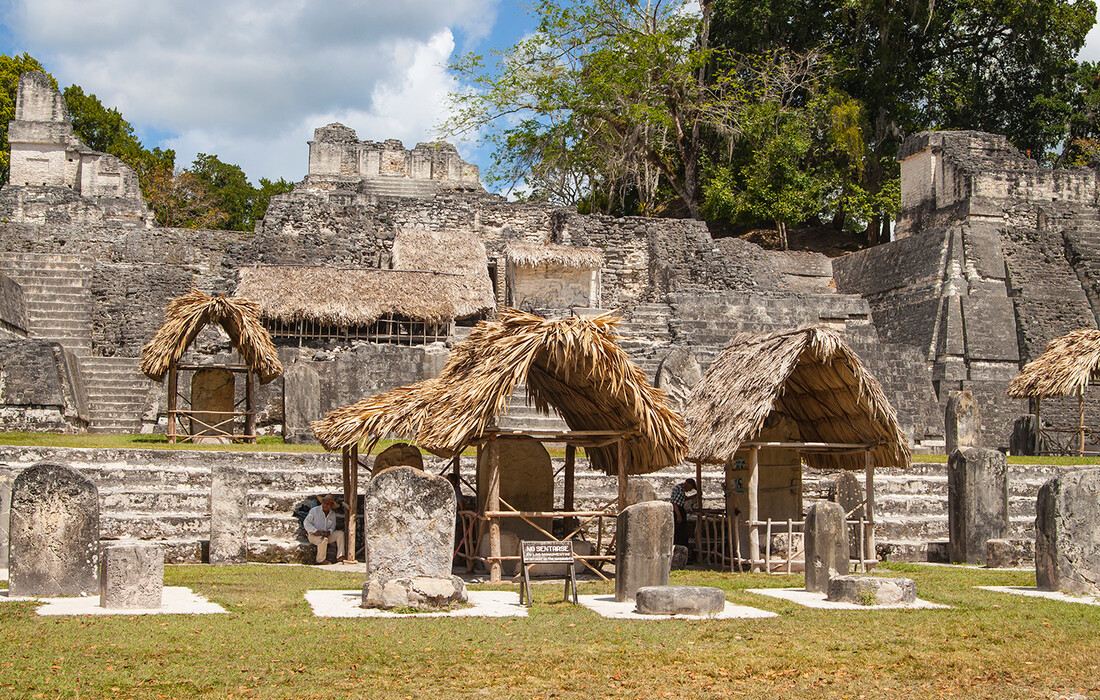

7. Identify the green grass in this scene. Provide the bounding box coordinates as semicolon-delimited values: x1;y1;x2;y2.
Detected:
0;433;583;458
912;453;1100;466
1;564;1097;698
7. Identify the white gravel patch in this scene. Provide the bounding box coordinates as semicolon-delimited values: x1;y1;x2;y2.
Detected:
305;589;528;618
747;587;950;610
577;594;777;620
0;586;227;615
977;586;1100;606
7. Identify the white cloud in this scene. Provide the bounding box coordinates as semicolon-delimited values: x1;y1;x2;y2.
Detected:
4;0;496;181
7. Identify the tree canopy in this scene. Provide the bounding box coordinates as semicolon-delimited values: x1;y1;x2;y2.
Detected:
0;54;293;231
445;0;1098;248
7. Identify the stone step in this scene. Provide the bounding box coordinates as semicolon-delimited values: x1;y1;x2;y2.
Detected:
99;512;304;540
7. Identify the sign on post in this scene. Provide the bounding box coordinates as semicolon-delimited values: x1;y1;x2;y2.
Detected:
519;540;578;607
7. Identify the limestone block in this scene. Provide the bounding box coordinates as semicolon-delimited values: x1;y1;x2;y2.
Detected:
8;462;99;597
985;538;1033;569
635;585;725;616
209;465;249;565
282;362;320;444
830;471;865;558
671;545;689;570
100;543;164;609
478;438;552;542
947;447;1008;564
945;391;981;454
372;443;424;475
655;348;702;412
625;479;658;506
1036;470;1100;595
0;468;12;570
614;500;674;602
478;529;520;576
826;575;917;605
190;368;234;441
1010;414;1043;456
361;575;467;611
961;297;1019;362
804;501;849;593
364;466;454;580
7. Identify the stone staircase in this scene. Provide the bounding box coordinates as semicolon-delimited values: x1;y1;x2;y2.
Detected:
360;178;442;199
498;384;569;432
615;302;674;381
0;251;93;355
0;252;152;434
80;356;153;433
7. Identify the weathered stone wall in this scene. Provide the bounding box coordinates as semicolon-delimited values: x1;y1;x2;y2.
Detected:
0;339;87;431
0;273;28;334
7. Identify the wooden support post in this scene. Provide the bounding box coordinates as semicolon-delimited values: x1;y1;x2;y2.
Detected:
616;439;628;512
1079;389;1086;457
1035;397;1042;456
694;460;703;559
245;371;256;442
347;443;359;563
864;450;875;569
167;365;178;444
564;444;576;512
748;446;760;572
488;438;502;583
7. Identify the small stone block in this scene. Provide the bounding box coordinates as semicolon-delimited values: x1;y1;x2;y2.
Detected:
361;575;467;611
100;544;164;609
826;575;917;605
635;585;725;616
985;538;1033;568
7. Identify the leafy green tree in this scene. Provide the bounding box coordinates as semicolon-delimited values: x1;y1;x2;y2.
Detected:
445;0;734;218
0;53;52;185
63;85;175;180
190;153;256;231
250;177;294;225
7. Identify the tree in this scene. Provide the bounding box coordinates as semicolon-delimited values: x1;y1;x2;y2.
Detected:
445;0;734;218
190;154;256;231
142;166;229;229
63;85;175;182
250;177;295;225
0;53;51;185
710;0;1096;242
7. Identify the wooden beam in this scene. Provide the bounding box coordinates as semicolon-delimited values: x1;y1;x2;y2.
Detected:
748;446;760;573
617;439;628;512
245;371;255;443
347;443;359;563
564;444;576;512
864;450;875;569
488;438;502;583
694;459;703;558
1079;389;1086;457
166;364;178;444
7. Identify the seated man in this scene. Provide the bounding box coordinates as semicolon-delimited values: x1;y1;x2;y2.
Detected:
303;494;345;564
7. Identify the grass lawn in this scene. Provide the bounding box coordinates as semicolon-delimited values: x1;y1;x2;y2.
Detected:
1;564;1097;699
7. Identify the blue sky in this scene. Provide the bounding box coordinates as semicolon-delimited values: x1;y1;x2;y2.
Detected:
1;1;1098;194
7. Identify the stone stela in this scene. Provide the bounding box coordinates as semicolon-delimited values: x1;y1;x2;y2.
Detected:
519;540;578;607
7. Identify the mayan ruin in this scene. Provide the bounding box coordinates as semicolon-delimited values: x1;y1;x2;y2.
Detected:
4;0;1100;696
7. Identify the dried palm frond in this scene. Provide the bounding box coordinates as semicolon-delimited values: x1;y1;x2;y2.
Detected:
1007;329;1100;399
140;288;283;383
505;241;604;269
684;326;910;470
312;308;687;475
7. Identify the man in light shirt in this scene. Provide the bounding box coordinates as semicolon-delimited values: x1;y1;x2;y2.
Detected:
303;494;345;564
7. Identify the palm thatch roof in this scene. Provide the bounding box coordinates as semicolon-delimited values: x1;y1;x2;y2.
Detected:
235;228;495;326
505;241;604;269
1007;329;1100;399
140;288;283;383
684;327;910;470
311;308;687;475
236;266;490;326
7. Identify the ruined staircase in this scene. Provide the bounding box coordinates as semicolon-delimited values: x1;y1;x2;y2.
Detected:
0;252;151;433
0;251;93;355
81;356;151;434
615;301;674;382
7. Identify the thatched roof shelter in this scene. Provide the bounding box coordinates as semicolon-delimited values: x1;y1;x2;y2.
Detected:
1007;329;1100;399
685;326;910;470
140;288;283;383
505;241;604;269
311;308;687;475
235;228;495;327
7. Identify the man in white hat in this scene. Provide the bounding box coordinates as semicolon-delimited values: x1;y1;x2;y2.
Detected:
303;494;345;564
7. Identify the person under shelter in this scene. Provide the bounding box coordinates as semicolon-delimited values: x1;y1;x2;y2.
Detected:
670;478;697;561
304;494;345;564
